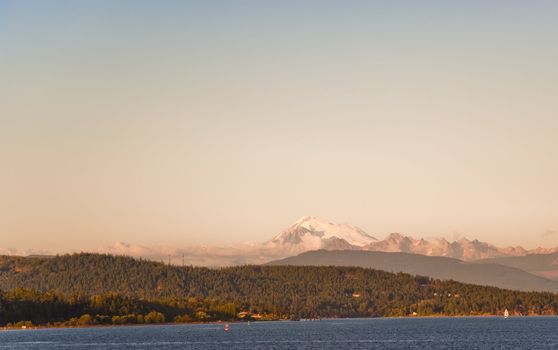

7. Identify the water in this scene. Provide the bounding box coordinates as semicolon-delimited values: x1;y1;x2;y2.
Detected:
1;317;557;349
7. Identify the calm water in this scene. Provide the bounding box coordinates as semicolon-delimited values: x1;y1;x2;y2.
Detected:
1;317;557;349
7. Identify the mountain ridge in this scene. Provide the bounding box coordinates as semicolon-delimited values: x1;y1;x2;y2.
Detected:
268;249;558;293
475;253;558;281
269;216;558;261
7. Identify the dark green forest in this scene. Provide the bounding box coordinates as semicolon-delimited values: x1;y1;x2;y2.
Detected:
1;253;558;327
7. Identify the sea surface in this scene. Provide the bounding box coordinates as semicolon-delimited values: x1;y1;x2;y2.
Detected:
1;317;557;349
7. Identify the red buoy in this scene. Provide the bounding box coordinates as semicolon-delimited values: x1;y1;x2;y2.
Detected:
225;323;229;332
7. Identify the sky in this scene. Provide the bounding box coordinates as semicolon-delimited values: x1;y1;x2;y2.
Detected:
1;0;557;251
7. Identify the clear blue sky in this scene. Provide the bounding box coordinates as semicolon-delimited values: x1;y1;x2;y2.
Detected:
1;1;557;251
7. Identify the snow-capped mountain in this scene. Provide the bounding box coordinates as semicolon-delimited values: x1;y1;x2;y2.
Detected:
364;234;513;260
369;235;558;261
269;216;558;261
268;216;377;254
20;216;557;267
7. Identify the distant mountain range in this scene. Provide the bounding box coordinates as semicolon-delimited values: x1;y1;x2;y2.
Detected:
262;217;558;292
268;250;558;293
267;216;558;261
4;216;558;294
84;216;558;266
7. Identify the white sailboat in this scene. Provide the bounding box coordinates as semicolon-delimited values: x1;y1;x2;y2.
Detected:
504;309;509;319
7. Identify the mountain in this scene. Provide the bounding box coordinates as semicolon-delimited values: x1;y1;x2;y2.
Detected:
268;250;558;293
8;216;556;267
267;216;558;262
475;253;558;281
364;234;514;261
0;247;50;257
267;216;377;255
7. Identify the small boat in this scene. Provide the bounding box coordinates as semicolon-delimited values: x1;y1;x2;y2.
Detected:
504;309;509;319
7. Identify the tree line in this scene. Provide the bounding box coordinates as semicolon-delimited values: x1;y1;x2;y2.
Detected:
1;253;558;326
0;288;239;327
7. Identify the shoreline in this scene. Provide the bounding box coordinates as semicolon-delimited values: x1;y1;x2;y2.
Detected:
2;314;551;331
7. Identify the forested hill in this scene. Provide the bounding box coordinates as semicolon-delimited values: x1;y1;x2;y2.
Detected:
2;253;558;323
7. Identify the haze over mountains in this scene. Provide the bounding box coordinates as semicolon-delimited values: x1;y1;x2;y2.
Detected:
477;254;558;281
3;216;558;267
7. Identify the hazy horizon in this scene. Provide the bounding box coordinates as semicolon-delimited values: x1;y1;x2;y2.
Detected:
2;214;558;256
2;1;557;252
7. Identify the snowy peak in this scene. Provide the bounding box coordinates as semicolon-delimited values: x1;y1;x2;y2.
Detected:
363;234;537;261
271;216;377;250
365;232;415;253
270;217;558;261
88;217;558;266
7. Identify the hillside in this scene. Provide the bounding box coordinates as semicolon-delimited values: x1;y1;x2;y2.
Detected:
2;253;558;325
268;250;558;293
